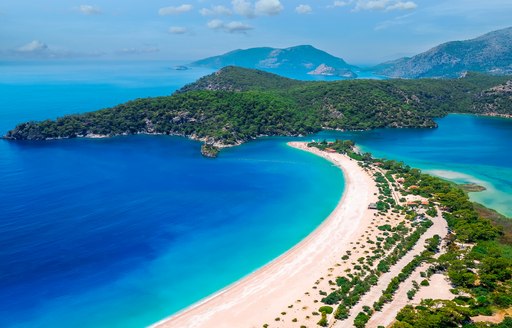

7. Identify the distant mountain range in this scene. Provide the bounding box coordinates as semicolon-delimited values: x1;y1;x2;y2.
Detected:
191;27;512;79
374;27;512;78
190;45;358;78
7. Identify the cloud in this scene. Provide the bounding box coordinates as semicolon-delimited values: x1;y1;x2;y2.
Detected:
231;0;283;18
354;0;417;12
328;0;418;11
12;41;104;58
200;5;232;16
355;0;388;11
17;40;48;53
79;4;101;15
207;19;253;33
158;4;193;16
169;26;188;34
207;19;225;29
295;4;312;14
232;0;255;18
225;21;253;32
386;1;417;11
255;0;283;15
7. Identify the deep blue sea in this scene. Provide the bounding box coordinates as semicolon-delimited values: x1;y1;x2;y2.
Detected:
0;61;344;327
0;61;510;328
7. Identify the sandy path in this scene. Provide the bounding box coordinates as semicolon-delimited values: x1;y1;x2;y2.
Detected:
367;270;453;327
367;232;453;327
335;211;448;327
151;142;378;328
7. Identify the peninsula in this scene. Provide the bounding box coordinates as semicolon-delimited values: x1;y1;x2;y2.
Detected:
153;141;511;327
5;67;512;157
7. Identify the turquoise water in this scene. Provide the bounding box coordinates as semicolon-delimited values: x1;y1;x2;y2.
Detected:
0;61;510;328
315;115;512;217
0;61;344;327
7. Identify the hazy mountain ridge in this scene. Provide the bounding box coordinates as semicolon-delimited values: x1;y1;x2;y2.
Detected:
191;45;358;78
375;27;512;78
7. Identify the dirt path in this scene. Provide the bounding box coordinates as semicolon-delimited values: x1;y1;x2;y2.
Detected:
333;211;448;327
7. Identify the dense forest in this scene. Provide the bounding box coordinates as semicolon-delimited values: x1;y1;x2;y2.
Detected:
5;67;512;155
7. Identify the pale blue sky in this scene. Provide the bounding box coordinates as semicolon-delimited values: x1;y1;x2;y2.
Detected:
1;0;511;64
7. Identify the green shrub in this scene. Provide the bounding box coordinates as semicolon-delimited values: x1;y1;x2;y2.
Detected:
317;312;328;327
354;312;370;328
363;305;373;315
322;291;342;305
319;306;333;314
335;305;349;319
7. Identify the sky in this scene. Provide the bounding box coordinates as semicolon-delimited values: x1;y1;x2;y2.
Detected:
1;0;512;64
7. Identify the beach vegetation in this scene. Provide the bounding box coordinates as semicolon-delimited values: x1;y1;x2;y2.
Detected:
354;312;370;328
370;158;512;327
317;312;328;326
319;306;333;314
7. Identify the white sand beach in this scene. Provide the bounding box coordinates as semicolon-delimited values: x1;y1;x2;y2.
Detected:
152;142;378;328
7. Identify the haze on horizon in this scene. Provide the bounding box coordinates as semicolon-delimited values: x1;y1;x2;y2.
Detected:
1;0;512;64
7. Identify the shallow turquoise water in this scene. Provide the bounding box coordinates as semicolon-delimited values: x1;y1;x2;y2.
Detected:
315;114;512;217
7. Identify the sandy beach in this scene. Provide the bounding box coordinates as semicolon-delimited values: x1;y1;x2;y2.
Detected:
152;142;378;328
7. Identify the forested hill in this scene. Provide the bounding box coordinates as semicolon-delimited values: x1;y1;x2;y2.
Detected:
176;66;303;93
5;67;512;155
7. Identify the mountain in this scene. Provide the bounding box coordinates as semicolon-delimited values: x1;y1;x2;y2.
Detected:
5;67;512;156
375;27;512;78
191;45;358;78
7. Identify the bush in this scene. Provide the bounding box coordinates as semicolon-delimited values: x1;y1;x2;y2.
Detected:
420;279;430;286
335;305;349;319
363;305;373;315
317;312;328;327
407;290;416;300
378;260;390;273
319;306;333;314
354;312;370;328
322;291;342;305
336;276;350;287
378;224;392;231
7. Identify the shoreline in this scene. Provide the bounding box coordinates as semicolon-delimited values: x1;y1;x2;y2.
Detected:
152;141;378;328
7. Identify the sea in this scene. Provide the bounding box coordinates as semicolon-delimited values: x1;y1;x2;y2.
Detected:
0;61;510;328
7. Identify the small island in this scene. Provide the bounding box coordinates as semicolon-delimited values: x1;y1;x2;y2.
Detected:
459;183;487;193
171;65;189;71
200;144;219;158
